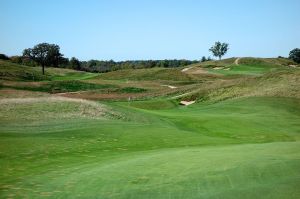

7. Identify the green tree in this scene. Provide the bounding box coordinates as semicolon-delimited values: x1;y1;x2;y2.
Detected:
70;57;81;70
10;56;23;64
209;41;229;60
289;48;300;63
0;54;9;60
23;43;63;74
201;56;207;62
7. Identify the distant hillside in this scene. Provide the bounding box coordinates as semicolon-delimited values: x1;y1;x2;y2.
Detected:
193;57;297;68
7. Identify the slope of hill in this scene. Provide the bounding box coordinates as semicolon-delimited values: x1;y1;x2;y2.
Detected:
180;69;300;102
0;60;98;81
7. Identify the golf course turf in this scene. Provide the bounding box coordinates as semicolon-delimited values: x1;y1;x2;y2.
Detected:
0;58;299;198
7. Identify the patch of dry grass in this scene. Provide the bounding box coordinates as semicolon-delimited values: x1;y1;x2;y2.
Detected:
0;89;50;99
0;96;119;124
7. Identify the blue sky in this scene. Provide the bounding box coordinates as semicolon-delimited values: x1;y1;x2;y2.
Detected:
1;0;300;61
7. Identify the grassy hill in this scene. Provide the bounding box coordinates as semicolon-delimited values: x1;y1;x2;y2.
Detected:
0;57;300;198
99;67;194;81
0;60;98;81
185;57;298;76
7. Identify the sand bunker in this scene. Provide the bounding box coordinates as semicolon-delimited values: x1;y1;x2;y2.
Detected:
161;85;177;89
180;100;195;106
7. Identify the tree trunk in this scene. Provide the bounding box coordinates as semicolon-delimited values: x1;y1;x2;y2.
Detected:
42;63;45;75
219;56;221;60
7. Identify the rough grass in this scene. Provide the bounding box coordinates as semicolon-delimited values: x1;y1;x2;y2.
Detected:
125;99;178;110
119;87;147;93
0;97;113;126
100;67;194;81
0;88;50;99
181;69;300;102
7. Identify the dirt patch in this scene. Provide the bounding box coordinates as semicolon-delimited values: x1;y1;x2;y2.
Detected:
234;57;241;65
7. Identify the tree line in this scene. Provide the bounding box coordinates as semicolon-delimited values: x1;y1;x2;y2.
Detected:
79;59;199;72
0;43;199;74
0;42;226;75
1;42;299;75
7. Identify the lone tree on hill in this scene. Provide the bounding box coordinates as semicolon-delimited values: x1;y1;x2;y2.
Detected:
201;56;207;62
209;41;229;60
23;43;63;75
289;48;300;63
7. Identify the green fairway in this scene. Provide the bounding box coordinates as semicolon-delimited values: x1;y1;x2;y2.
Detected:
207;64;281;75
1;96;300;198
2;141;299;199
0;58;300;198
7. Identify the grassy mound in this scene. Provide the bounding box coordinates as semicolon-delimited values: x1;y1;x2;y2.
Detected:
0;97;114;126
